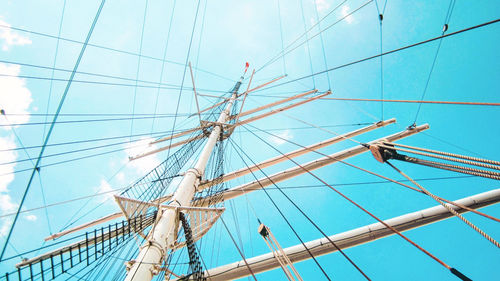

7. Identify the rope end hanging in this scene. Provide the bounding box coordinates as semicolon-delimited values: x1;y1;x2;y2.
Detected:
450;268;472;281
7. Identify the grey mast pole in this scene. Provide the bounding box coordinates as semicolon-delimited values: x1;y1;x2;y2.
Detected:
124;77;243;281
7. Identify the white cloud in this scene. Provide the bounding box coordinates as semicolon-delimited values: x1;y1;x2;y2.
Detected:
341;5;354;24
0;137;17;194
0;218;12;237
25;215;37;221
0;20;33;238
0;63;33;126
0;19;32;51
125;138;161;175
116;171;125;183
95;179;115;203
268;130;293;146
315;0;331;13
0;192;17;213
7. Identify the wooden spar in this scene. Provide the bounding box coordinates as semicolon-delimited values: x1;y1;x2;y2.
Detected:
246;74;287;94
232;89;318;120
198;118;397;190
42;195;174;241
232;90;331;127
194;124;429;206
150;127;201;145
190;189;500;280
131;91;329;160
129;133;205;161
150;89;318;147
17;214;157;268
44;212;123;241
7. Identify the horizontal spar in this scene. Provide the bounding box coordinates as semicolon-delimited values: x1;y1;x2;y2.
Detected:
131;91;330;160
322;97;500;106
196;188;500;280
195;124;429;206
198;118;397;190
232;89;318;120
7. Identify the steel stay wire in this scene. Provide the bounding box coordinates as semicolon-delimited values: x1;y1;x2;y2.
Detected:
228;137;370;280
219;217;258;281
130;0;150;144
0;114;208;128
242;124;472;280
254;17;500;93
413;0;456;124
227;138;332;281
245;123;499;223
256;0;348;73
0;0;107;262
0;26;234;83
0;72;228;94
151;0;177;135
0;127;182;153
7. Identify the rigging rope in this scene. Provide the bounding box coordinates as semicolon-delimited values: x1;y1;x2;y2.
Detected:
0;0;107;262
374;144;500;180
0;65;227;94
229;138;352;280
378;144;500;171
299;0;316;88
413;0;456;125
260;0;369;74
130;0;150;143
0;25;234;83
244;124;472;280
386;161;500;248
227;139;332;281
276;0;287;75
385;142;500;166
246;123;499;223
256;17;500;92
151;0;177;135
219;217;257;281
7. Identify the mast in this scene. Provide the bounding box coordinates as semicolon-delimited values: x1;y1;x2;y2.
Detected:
124;76;243;281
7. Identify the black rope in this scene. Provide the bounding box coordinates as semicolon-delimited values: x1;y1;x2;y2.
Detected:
413;0;456;124
255;17;500;92
231;129;370;280
219;217;258;281
227;138;332;281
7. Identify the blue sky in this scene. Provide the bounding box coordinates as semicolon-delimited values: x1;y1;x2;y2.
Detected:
0;0;499;280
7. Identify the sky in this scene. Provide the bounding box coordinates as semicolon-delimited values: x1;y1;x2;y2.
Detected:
0;0;499;280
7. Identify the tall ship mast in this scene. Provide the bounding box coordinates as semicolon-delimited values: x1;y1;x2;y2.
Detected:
0;1;499;280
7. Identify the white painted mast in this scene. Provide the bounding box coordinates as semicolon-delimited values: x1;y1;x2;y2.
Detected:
124;75;243;281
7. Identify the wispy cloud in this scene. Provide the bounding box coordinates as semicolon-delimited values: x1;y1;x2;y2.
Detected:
268;129;293;146
315;0;331;13
124;138;161;175
341;5;354;24
0;63;33;126
94;179;115;204
0;19;32;51
0;19;33;235
25;215;37;221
